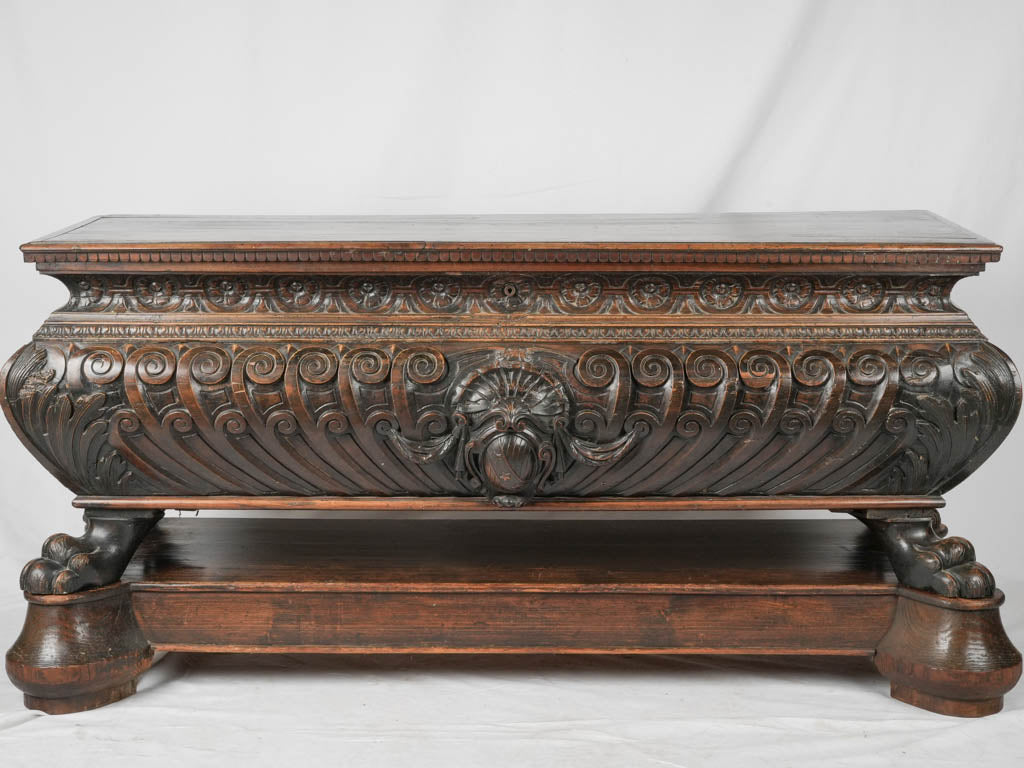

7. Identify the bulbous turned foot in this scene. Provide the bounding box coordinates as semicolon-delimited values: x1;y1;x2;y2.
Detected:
875;588;1022;717
20;509;163;594
853;510;995;598
6;583;153;714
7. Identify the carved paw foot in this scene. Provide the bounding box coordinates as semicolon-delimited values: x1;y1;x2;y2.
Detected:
856;512;995;599
21;533;112;594
912;535;995;599
20;510;163;595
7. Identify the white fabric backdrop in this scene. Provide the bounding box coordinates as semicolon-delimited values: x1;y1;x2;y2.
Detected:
0;1;1023;765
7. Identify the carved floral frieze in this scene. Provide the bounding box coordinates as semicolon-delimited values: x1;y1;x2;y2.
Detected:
56;274;962;315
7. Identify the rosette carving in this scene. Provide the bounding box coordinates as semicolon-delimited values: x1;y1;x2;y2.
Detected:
838;277;885;311
133;276;183;311
626;276;672;311
908;278;952;312
767;277;813;311
203;276;254;310
556;277;605;311
55;273;966;315
275;277;323;310
415;277;463;311
697;277;744;311
346;278;392;311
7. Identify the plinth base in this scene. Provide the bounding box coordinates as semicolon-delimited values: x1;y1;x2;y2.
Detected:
7;518;1021;715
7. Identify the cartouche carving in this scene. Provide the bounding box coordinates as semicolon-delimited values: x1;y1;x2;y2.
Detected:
486;277;535;312
382;350;646;506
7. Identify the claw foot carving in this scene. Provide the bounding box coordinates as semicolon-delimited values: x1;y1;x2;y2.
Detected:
854;510;995;598
20;510;163;595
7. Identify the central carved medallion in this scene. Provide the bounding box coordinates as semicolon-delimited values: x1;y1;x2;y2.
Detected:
456;361;566;506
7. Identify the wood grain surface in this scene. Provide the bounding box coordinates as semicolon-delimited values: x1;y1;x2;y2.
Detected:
125;518;899;655
124;518;899;593
26;211;993;248
77;494;944;512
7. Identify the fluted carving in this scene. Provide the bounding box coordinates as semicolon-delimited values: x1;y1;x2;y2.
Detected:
2;339;1018;502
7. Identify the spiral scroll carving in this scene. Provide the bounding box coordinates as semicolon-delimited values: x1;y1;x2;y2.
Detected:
1;340;1018;502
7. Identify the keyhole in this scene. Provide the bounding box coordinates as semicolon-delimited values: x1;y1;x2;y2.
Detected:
503;284;517;298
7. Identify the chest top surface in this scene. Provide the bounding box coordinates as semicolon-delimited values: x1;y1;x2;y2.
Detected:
19;211;1000;274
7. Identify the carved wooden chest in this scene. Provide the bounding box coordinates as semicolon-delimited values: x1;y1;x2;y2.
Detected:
4;212;1021;717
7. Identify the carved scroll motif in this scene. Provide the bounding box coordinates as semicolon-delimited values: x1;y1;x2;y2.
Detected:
2;341;1019;504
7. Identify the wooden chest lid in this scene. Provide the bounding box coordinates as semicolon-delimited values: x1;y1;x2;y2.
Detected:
21;211;1000;274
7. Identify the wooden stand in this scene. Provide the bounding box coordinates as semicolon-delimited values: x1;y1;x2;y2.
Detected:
7;518;1020;715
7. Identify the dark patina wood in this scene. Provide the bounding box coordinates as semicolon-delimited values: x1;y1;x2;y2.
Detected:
876;589;1021;717
2;212;1020;715
6;583;153;714
19;509;164;594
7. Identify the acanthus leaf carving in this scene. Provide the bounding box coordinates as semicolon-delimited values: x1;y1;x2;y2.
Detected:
1;344;154;495
2;340;1019;503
